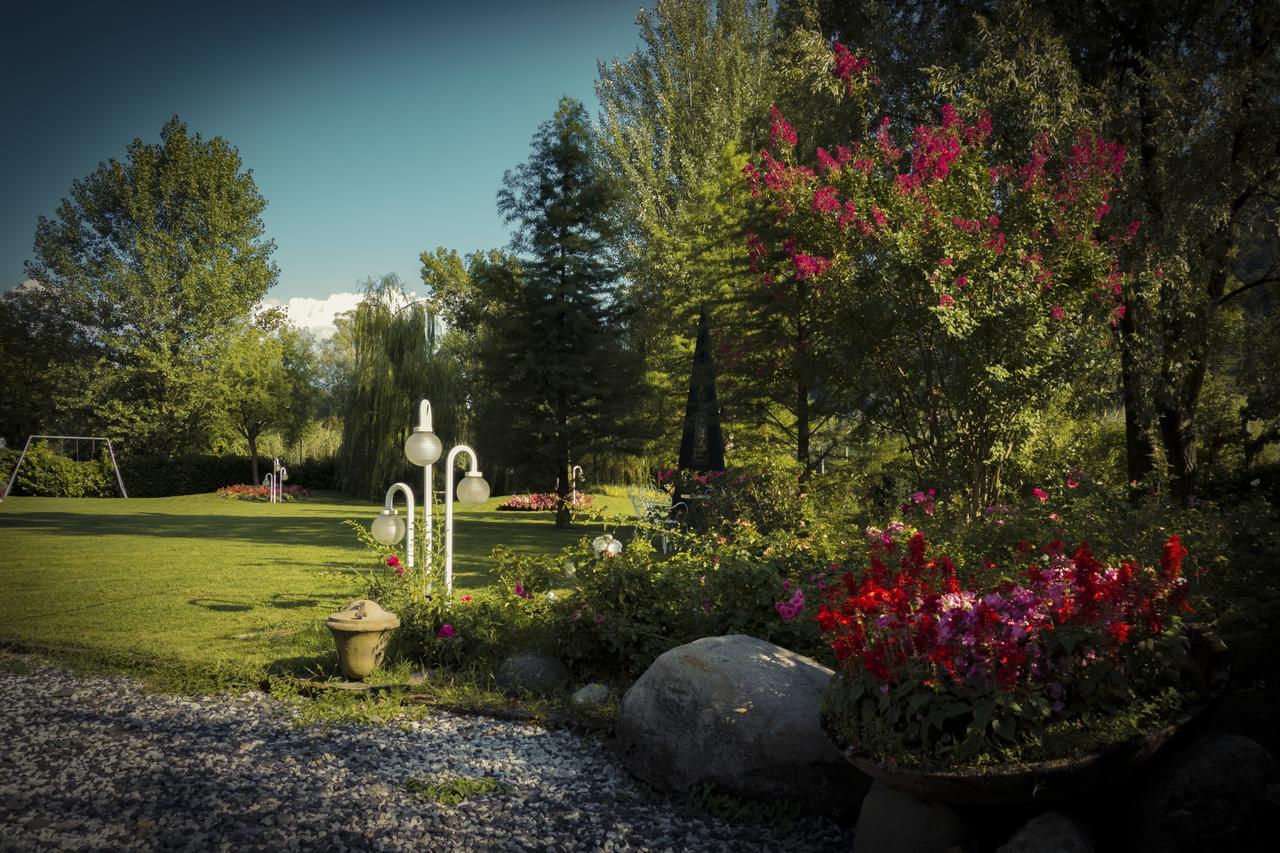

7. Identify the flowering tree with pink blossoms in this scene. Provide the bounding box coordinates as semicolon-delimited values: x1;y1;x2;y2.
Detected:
740;35;1135;514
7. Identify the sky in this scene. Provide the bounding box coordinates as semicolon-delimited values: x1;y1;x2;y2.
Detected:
1;0;646;335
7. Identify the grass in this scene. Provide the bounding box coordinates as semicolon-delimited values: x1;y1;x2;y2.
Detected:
0;490;634;680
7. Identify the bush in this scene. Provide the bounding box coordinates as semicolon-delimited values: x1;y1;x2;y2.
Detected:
117;453;338;497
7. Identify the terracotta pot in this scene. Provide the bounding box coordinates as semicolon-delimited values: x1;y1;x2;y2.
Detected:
825;628;1230;804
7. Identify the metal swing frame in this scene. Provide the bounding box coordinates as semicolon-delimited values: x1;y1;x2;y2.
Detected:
2;435;128;499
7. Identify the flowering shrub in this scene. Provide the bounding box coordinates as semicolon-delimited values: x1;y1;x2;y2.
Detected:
742;33;1133;513
216;484;310;501
820;522;1199;765
496;492;594;512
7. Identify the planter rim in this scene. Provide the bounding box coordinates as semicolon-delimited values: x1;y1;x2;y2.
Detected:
325;598;400;633
826;626;1229;804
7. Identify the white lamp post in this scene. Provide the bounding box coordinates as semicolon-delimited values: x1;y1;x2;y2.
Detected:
370;482;415;568
443;444;490;595
403;399;443;565
571;464;584;506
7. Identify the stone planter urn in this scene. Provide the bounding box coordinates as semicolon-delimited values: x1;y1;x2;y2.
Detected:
325;599;399;681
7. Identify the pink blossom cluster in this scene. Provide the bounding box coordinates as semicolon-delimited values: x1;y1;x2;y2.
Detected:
216;484;310;500
497;492;593;512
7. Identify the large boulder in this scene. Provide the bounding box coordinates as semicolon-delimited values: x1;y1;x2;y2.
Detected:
615;634;868;816
1129;733;1277;852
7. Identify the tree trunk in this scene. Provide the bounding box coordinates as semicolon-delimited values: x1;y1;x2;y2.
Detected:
249;433;260;485
1118;305;1153;501
555;450;571;529
1158;403;1197;504
796;377;811;480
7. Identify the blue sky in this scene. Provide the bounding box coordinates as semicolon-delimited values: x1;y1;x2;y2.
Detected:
1;0;645;331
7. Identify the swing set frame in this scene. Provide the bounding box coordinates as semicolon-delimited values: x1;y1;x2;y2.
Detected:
1;435;128;499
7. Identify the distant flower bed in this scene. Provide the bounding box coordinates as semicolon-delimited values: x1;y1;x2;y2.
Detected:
497;492;593;512
216;484;310;501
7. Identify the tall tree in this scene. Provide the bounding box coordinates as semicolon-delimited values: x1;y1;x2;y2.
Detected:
483;97;643;527
23;116;278;455
596;0;780;453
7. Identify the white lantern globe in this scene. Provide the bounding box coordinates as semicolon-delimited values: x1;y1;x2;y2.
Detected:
405;429;443;466
371;510;406;546
456;472;490;504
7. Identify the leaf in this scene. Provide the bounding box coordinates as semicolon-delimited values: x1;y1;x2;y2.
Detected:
972;701;996;731
993;715;1018;742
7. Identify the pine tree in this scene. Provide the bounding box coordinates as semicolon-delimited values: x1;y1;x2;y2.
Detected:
490;97;645;527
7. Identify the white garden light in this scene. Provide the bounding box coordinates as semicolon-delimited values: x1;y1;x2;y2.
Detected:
443;444;490;595
403;399;443;565
370;482;415;568
592;533;622;557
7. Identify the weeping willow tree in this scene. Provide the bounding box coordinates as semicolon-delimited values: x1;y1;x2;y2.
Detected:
337;274;465;501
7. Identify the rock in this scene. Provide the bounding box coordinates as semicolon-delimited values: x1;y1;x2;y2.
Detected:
997;811;1093;853
853;781;973;853
615;634;868;817
495;652;569;696
1130;733;1277;852
572;683;610;706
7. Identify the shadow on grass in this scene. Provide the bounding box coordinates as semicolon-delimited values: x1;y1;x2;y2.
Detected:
188;598;253;613
266;594;325;610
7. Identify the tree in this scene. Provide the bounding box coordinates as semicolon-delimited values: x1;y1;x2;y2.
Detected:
595;0;780;453
744;35;1124;513
785;1;1280;503
23;116;278;455
216;321;289;484
336;275;465;501
481;99;645;525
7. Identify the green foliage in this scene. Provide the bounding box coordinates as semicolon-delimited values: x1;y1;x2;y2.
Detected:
336;274;465;501
23;116;278;456
426;99;650;513
403;776;512;806
215;321;291;484
596;0;781;458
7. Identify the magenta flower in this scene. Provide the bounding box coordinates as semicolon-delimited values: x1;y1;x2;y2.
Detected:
436;624;454;639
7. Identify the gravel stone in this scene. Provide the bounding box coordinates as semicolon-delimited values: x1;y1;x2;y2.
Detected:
0;657;856;851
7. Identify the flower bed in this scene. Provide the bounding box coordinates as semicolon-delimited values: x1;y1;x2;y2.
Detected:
215;484;310;501
820;523;1201;768
496;493;593;512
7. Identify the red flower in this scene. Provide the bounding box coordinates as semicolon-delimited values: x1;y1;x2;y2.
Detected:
1161;534;1188;583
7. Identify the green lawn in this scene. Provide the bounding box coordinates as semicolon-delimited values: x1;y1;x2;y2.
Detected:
0;491;633;676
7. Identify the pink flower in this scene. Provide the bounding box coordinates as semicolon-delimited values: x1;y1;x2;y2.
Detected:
436;624;455;639
386;556;400;568
939;257;953;267
514;582;532;600
1065;478;1080;489
1032;487;1049;502
812;186;840;214
938;293;955;308
955;275;968;288
768;105;797;149
1051;305;1066;320
461;594;474;603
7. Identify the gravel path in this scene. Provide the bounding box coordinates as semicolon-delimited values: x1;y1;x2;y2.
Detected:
0;659;856;852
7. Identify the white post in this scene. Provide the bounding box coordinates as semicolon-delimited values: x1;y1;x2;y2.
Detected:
443;444;480;596
418;399;434;568
384;482;416;569
571;464;583;506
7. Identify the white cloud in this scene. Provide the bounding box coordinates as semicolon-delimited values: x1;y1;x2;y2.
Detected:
263;292;364;338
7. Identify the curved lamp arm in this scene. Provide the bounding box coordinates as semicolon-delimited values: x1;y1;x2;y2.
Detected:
382;482;416;569
443;444;486;596
417;399;433;432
